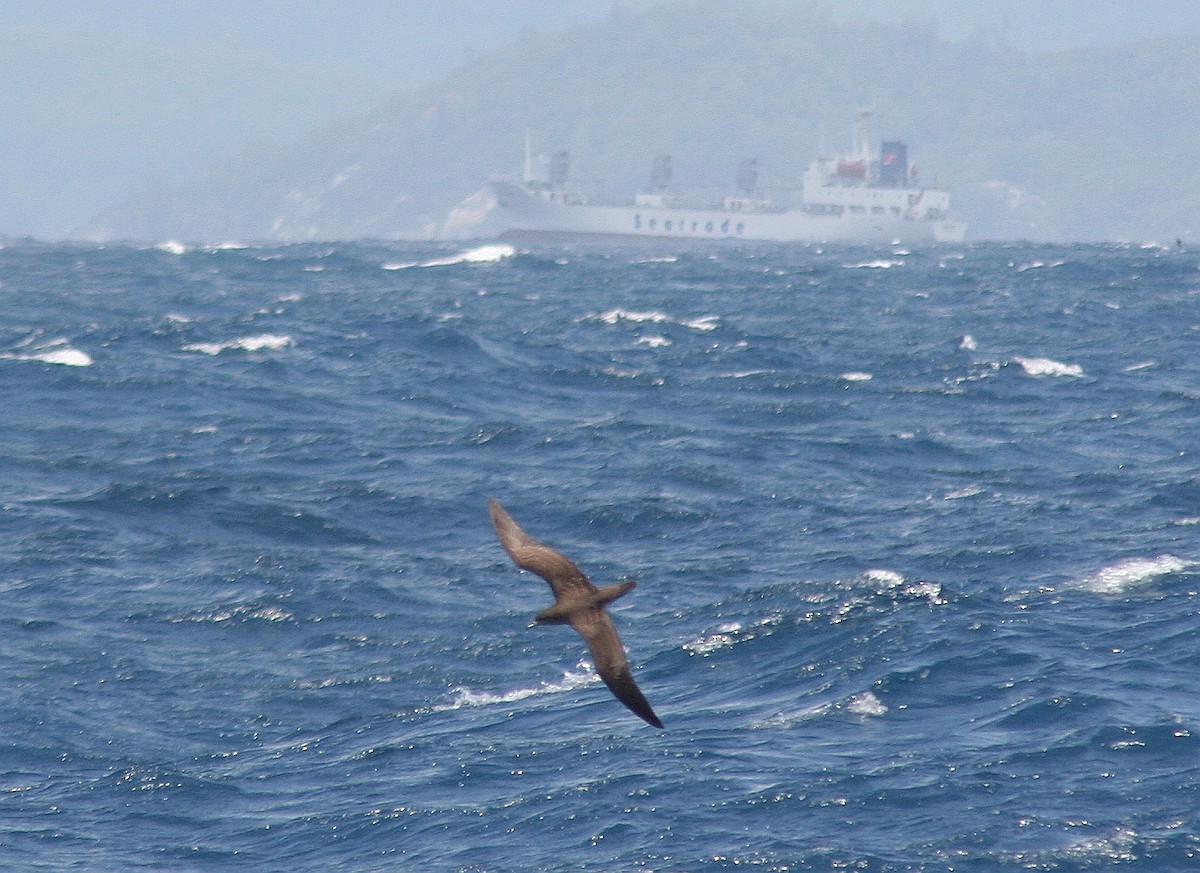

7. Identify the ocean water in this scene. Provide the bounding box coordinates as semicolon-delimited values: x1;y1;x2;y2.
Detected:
1;238;1198;871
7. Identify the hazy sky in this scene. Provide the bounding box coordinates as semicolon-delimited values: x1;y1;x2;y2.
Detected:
1;0;1198;238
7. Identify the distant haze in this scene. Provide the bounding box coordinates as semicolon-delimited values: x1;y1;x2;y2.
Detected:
2;0;1199;240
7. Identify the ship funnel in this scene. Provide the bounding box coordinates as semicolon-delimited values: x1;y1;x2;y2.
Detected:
879;141;908;187
650;155;673;191
737;158;759;195
548;151;570;186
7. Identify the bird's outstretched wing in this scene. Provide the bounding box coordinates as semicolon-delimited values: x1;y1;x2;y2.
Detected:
489;499;596;600
571;608;664;729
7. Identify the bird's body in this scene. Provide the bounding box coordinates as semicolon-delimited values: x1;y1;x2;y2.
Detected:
488;499;664;728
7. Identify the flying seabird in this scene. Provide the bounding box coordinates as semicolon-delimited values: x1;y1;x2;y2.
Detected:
488;499;664;728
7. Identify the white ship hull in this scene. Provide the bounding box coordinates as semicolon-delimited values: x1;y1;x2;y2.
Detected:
494;181;966;244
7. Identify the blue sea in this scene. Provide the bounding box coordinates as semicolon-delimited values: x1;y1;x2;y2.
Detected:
1;238;1198;871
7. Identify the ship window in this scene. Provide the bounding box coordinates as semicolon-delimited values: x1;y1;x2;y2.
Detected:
736;222;745;234
721;220;730;233
649;218;657;230
850;206;866;214
871;206;884;215
691;221;698;232
664;220;673;231
891;207;900;216
706;221;714;233
634;214;642;229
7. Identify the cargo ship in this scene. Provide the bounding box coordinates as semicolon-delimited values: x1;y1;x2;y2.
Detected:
491;112;966;244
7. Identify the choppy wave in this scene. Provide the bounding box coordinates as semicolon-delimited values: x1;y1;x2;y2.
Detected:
1015;259;1065;272
845;258;904;269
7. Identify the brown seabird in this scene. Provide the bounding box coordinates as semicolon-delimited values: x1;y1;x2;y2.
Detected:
488;499;664;728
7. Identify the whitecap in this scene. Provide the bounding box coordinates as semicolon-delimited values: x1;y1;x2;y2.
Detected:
1076;555;1190;594
959;334;978;351
845;691;888;717
155;240;189;255
944;485;985;500
1123;360;1155;372
1013;356;1084;378
595;309;672;326
723;369;772;379
2;338;93;367
182;334;293;355
637;335;672;348
382;243;516;270
33;348;93;367
840;371;873;382
863;569;905;587
681;315;720;332
846;259;903;269
434;662;597;712
590;309;719;332
683;622;744;656
1015;259;1064;272
757;690;888;729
